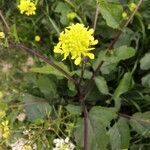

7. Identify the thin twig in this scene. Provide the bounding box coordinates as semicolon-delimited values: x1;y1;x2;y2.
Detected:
0;10;10;32
80;4;100;149
9;40;76;84
83;103;89;150
119;113;150;124
79;91;89;150
108;0;143;50
78;60;85;87
0;10;76;84
93;3;99;33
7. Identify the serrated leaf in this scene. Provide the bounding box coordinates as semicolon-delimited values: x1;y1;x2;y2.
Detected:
74;106;117;149
141;73;150;88
113;72;132;99
73;70;92;79
89;106;117;127
100;62;117;74
130;111;150;138
92;50;107;70
54;2;71;25
37;76;58;98
31;62;72;78
114;46;136;60
65;104;81;115
113;72;132;109
114;28;135;48
98;0;123;29
95;76;109;94
23;94;52;121
140;52;150;70
108;117;130;150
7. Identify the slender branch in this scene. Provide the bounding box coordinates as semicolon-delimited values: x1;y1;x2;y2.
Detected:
93;3;99;33
83;103;89;150
78;60;85;87
108;0;143;50
0;10;76;84
9;40;76;84
119;113;150;124
79;5;100;148
79;90;89;150
0;10;10;32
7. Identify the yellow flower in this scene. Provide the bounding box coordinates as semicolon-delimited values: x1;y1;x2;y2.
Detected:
0;111;6;118
67;12;77;20
129;2;137;12
54;23;98;65
0;32;5;39
122;12;128;20
0;120;10;139
22;145;32;150
18;0;36;16
35;35;41;42
0;91;3;98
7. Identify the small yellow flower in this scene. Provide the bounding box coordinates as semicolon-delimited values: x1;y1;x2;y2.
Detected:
0;111;6;118
0;120;10;139
122;12;128;20
35;35;41;42
129;2;137;12
0;91;3;98
67;12;77;20
18;0;36;16
22;145;32;150
54;23;98;65
0;32;5;39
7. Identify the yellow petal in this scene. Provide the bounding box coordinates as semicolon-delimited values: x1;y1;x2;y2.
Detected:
87;53;95;59
74;57;82;65
92;40;98;45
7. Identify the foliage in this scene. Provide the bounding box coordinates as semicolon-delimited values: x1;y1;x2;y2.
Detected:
0;0;150;149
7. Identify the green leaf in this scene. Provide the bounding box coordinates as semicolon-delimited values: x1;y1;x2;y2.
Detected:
98;0;123;29
108;117;130;150
113;72;132;109
74;106;117;149
89;106;117;127
37;76;58;98
65;104;81;115
114;28;135;48
95;76;109;94
141;73;150;88
31;62;72;78
130;111;150;138
140;52;150;70
67;80;76;91
0;102;7;111
114;46;136;60
54;2;71;25
23;94;52;121
92;50;107;70
100;62;117;74
73;70;92;79
74;118;108;150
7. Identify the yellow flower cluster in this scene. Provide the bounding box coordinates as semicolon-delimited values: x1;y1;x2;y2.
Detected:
0;120;10;139
67;12;77;20
18;0;36;16
54;23;98;65
35;35;41;42
129;2;137;12
0;32;5;39
122;12;128;20
0;111;6;118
